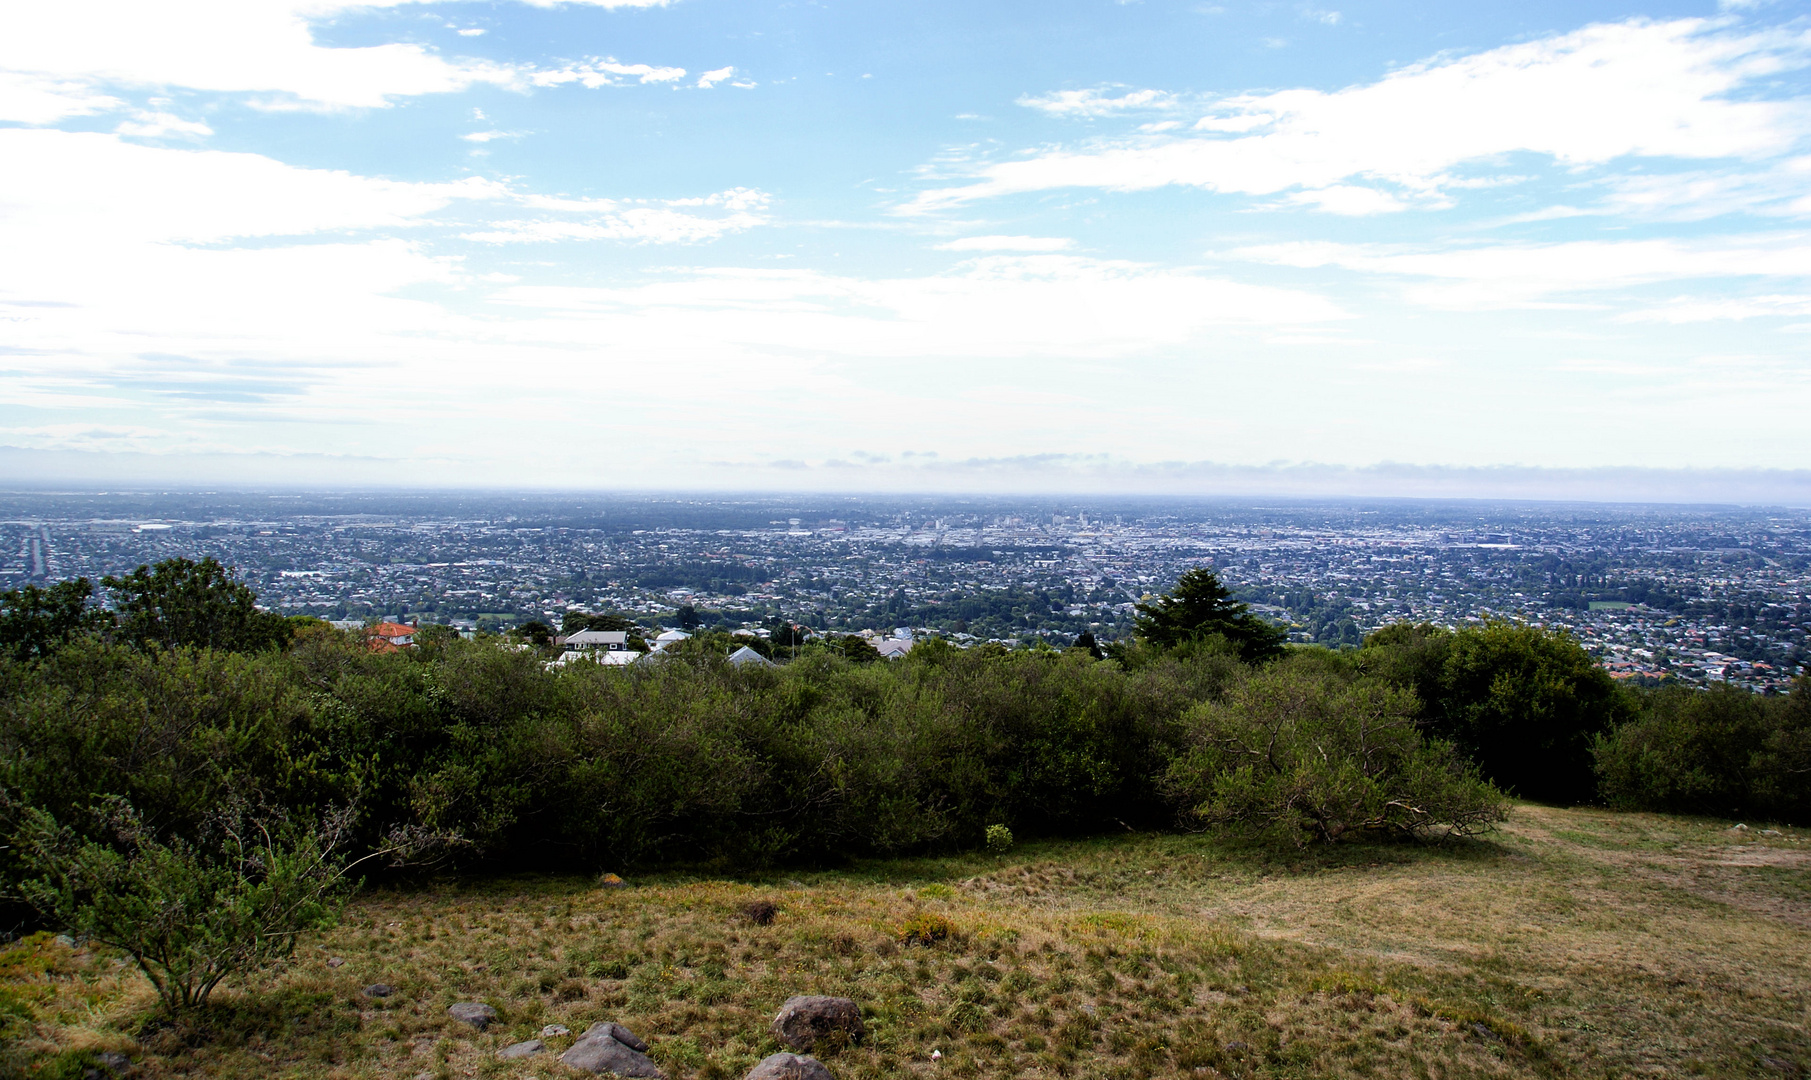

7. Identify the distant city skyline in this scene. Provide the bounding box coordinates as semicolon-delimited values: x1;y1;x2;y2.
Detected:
4;1;1811;498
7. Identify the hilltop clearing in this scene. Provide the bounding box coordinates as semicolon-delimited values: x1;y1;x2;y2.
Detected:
6;805;1807;1080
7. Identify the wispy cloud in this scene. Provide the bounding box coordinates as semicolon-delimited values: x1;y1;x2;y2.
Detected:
937;235;1076;252
909;19;1811;215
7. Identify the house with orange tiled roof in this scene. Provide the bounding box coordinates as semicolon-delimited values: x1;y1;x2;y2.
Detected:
365;619;420;652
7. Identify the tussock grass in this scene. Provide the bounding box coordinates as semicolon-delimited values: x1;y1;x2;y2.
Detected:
4;804;1808;1079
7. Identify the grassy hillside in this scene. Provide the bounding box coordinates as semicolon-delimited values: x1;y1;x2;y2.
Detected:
5;805;1808;1080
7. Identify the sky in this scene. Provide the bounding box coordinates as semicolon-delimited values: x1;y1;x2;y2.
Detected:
3;0;1811;500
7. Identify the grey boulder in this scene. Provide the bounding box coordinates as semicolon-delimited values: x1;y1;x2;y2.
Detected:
581;1021;649;1053
447;1002;498;1030
541;1023;571;1037
771;996;865;1053
746;1052;834;1080
362;984;393;998
560;1033;663;1077
498;1040;546;1060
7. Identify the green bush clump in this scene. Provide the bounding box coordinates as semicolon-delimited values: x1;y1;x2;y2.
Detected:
1595;682;1811;822
1162;657;1508;846
984;824;1014;854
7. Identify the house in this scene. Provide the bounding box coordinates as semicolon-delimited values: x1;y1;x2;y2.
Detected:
365;620;420;652
874;638;914;660
728;645;776;668
559;629;631;651
548;648;643;669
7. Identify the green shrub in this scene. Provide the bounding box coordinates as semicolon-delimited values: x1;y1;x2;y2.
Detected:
1362;621;1631;805
984;824;1014;853
1595;678;1811;822
1162;658;1507;846
13;799;357;1014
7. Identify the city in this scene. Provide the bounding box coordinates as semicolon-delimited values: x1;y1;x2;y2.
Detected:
3;490;1804;693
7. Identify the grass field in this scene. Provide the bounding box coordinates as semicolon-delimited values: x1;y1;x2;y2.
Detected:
4;805;1808;1080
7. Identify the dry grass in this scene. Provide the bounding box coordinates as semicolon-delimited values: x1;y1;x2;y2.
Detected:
4;805;1808;1080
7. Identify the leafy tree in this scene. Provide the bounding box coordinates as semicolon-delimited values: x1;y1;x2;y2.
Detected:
0;578;108;662
1162;660;1507;846
1071;632;1105;660
103;558;291;653
515;620;555;647
676;605;701;631
1430;622;1630;805
1134;568;1286;663
832;634;882;663
561;611;636;634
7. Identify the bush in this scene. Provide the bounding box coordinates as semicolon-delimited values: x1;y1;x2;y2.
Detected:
13;799;358;1014
1363;621;1631;805
984;824;1013;853
1162;658;1507;846
1595;677;1811;822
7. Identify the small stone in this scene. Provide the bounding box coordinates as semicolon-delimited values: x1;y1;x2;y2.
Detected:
54;934;75;947
582;1021;648;1052
94;1050;133;1076
498;1040;546;1060
746;1052;834;1080
560;1034;663;1077
448;1002;498;1030
1761;829;1782;836
326;956;345;968
599;873;627;888
771;996;865;1053
541;1024;571;1037
363;984;393;998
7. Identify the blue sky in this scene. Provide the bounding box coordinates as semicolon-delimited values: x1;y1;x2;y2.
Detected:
3;0;1811;497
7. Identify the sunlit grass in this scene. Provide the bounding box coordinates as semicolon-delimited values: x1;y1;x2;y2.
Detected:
5;805;1808;1079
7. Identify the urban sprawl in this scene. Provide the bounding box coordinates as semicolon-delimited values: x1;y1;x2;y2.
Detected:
4;492;1806;693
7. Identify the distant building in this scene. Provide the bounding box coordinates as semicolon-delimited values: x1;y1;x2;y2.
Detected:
728;645;776;668
874;638;914;660
559;629;631;651
365;619;420;652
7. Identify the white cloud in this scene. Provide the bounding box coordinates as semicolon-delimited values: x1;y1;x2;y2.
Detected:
1017;87;1179;118
460;129;526;142
463;205;769;244
530;59;688;89
115;110;215;139
456;28;487;37
0;70;122;123
697;66;735;89
1234;234;1811;308
1619;294;1811;322
0;2;689;112
937;235;1076;252
0;128;507;246
1274;185;1411;215
912;18;1811;214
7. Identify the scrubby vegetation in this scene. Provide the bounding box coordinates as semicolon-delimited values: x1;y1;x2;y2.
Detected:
0;559;1806;1076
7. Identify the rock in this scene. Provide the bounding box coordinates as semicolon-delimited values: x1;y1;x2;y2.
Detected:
542;1023;572;1037
326;956;345;968
560;1033;663;1077
448;1002;498;1030
498;1040;546;1060
85;1050;133;1078
54;934;75;947
746;1052;834;1080
599;873;627;888
771;996;865;1052
582;1021;649;1052
363;984;393;998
